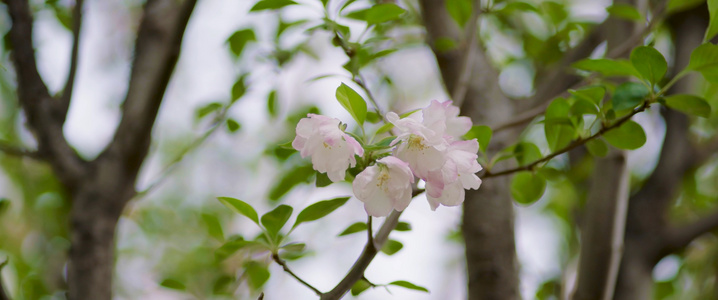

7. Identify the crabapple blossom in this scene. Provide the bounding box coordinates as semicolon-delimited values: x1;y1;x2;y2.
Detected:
292;114;364;182
425;139;483;210
421;100;472;139
352;156;415;217
386;112;447;179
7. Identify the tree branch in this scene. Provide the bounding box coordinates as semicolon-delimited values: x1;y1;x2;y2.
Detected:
3;0;86;189
58;0;85;119
320;209;403;300
271;253;322;296
484;101;651;178
98;0;198;177
664;209;718;253
0;141;40;159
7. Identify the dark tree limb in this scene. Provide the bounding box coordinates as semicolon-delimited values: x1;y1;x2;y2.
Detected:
0;141;40;159
58;0;85;120
420;1;520;299
664;210;718;253
3;0;86;189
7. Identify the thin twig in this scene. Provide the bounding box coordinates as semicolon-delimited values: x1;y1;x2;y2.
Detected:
484;101;651;178
493;3;665;133
367;215;374;250
0;141;40;159
59;0;84;114
354;74;383;116
271;253;322;296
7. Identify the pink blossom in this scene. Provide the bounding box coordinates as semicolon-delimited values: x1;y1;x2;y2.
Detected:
422;100;472;139
292;114;364;182
352;156;415;217
387;112;447;179
425;139;482;210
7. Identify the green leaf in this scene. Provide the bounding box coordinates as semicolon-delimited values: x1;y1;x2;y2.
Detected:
603;120;647;150
280;242;306;252
338;222;367;236
514;142;542;167
381;239;403;255
572;58;639;77
215;238;264;261
196;102;223;120
160;278;186;291
261;205;293;238
545;98;575;151
569;86;605;105
686;43;718;83
366;111;381;123
510;172;546;205
227;29;256;58
395;221;411;231
0;198;9;215
570;99;599;116
244;261;270;290
201;213;225;241
267;90;278;118
293;197;350;229
315;171;332;187
612;82;649;111
606;4;642;21
663;94;712;117
351;279;372;296
707;0;718;41
446;0;473;27
667;0;705;15
269;164;315;201
389;280;430;293
346;4;406;24
630;46;668;85
232;75;247;102
226;118;241;133
335;83;368;126
250;0;297;11
585;139;609;157
463;125;492;153
217;197;259;224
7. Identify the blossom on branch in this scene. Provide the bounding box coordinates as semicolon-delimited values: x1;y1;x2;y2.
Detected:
352;156;415;217
387;112;447;179
292;114;364;182
425;139;483;210
422;100;472;139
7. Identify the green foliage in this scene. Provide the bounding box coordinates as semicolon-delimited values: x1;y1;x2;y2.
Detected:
585;139;609;157
707;0;718;41
603;120;647;150
269;163;315;201
338;222;368;236
612;82;649;111
292;197;350;229
666;0;705;14
381;239;403;255
606;4;642;21
510;172;546;205
227;29;256;58
389;280;430;293
345;3;406;24
201;213;225;241
514;142;542;167
217;197;259;224
464;125;492;153
544;98;575;151
244;261;271;290
687;43;718;83
335;83;368;126
395;221;411;231
159;278;186;291
351;278;372;296
315;171;332;187
226;118;241;133
267;90;278;118
250;0;297;11
232;75;248;102
630;46;668;86
663;94;712;117
446;0;473;27
261;205;293;239
195;102;223;121
572;58;639;77
569;86;605;105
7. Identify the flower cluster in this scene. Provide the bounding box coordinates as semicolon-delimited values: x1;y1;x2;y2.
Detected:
293;101;482;217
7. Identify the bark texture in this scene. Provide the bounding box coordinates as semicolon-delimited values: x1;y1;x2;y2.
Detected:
3;0;197;298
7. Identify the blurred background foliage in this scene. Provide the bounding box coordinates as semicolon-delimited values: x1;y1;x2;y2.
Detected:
0;0;717;299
